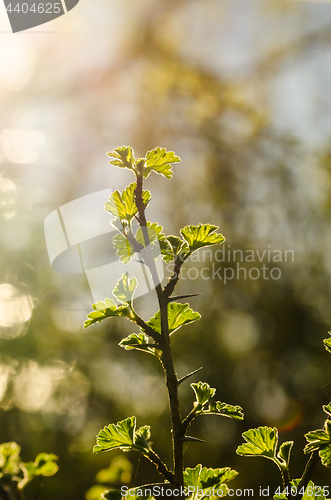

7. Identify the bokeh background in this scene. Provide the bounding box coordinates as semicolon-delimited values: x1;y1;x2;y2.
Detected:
1;0;331;497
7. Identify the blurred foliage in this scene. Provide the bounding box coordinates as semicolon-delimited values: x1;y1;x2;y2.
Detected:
1;0;331;498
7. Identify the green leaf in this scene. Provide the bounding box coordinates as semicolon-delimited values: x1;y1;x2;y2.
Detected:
105;183;151;223
323;403;331;418
161;235;189;263
236;427;278;460
107;146;136;171
304;429;331;454
0;442;21;475
135;222;164;258
191;382;216;406
143;302;201;336
113;273;137;304
180;224;225;253
323;333;331;354
277;441;294;468
84;299;131;328
119;333;160;357
22;453;59;479
143;147;181;179
183;464;238;500
113;233;134;264
319;445;331;467
85;485;109;500
93;416;151;455
95;456;133;485
101;489;123;500
202;401;244;420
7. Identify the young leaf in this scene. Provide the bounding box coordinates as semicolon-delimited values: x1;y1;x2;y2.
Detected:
236;426;278;460
183;464;238;500
323;332;331;354
86;485;109;500
160;235;189;263
105;183;151;223
304;429;331;454
94;416;151;455
22;453;59;479
180;224;225;253
143;147;181;179
112;272;137;304
84;299;131;328
191;382;216;406
107;146;136;171
119;333;159;357
304;423;331;466
277;441;294;468
323;402;331;418
101;490;122;500
202;401;244;420
113;233;134;264
0;442;21;474
143;302;201;336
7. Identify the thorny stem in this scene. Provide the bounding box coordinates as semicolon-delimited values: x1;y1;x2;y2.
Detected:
134;175;184;490
147;451;174;483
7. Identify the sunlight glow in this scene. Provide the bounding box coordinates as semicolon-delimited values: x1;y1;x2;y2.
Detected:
1;129;44;164
0;284;33;339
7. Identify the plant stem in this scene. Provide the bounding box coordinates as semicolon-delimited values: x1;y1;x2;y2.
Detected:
134;175;184;490
297;451;319;496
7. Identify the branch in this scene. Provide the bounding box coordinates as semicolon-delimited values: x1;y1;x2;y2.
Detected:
181;407;198;435
133;312;162;342
134;174;184;487
147;450;174;483
297;451;319;495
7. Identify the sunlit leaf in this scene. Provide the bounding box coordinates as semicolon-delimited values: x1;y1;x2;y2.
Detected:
22;453;59;479
304;429;331;454
95;456;133;485
113;273;137;304
143;147;181;179
101;489;123;500
277;441;294;468
323;403;331;418
107;146;136;171
135;222;164;258
86;485;108;500
143;302;200;336
323;333;331;354
84;299;131;328
191;382;216;406
236;427;278;460
161;235;189;263
0;442;21;475
180;224;225;253
319;445;331;467
105;183;151;223
184;464;238;500
113;233;134;264
119;333;160;357
202;401;244;420
94;416;151;455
